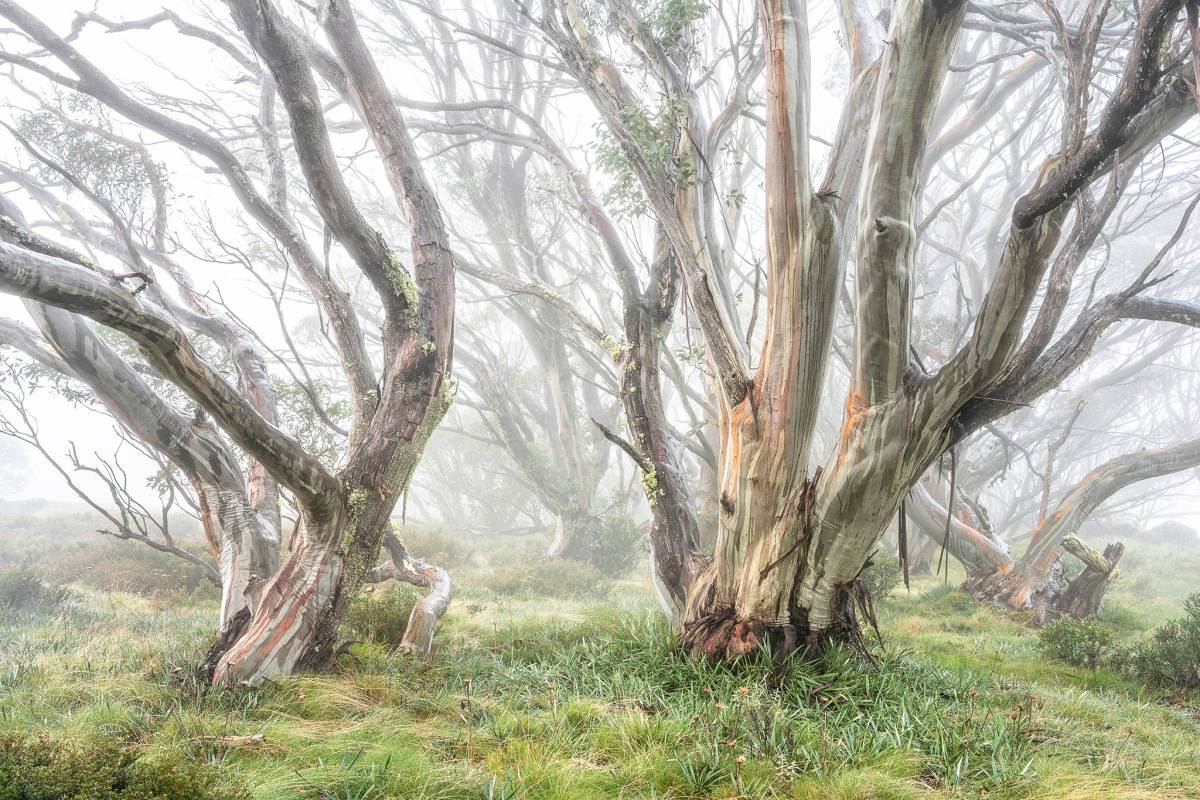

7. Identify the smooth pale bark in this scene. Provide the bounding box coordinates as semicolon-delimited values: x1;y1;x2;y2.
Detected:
369;533;452;659
676;0;968;659
906;481;1011;578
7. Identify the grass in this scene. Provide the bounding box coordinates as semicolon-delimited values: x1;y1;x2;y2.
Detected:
1;568;1197;800
0;513;1196;799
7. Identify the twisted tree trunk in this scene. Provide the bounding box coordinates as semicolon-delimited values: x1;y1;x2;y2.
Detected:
371;532;452;659
964;439;1200;619
0;0;458;686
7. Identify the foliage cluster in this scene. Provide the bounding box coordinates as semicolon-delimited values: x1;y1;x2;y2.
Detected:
1124;593;1200;689
0;564;69;613
594;98;695;217
567;510;642;576
343;583;423;648
1037;616;1115;669
16;96;168;234
480;558;611;599
0;733;247;800
859;556;904;600
0;509;216;602
1038;594;1200;689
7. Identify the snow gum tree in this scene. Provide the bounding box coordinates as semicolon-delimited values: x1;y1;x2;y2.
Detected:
533;0;1200;658
0;0;457;685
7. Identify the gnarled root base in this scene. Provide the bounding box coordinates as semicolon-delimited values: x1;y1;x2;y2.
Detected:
194;608;253;686
681;607;802;663
962;565;1060;619
680;581;878;665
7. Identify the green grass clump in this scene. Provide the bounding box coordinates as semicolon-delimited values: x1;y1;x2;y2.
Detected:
0;732;248;800
0;563;69;612
343;583;422;648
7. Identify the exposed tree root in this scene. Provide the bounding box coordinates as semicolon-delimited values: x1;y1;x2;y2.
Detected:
194;608;253;686
681;607;802;663
680;579;883;667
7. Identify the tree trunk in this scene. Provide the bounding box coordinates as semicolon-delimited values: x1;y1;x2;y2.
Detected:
680;390;952;659
966;439;1200;616
212;383;452;685
372;532;452;659
1053;535;1123;620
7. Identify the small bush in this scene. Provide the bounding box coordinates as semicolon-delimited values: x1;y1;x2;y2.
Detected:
1124;593;1200;689
1038;617;1116;669
42;539;216;601
343;584;422;647
860;557;903;600
0;732;248;800
567;511;642;576
1147;520;1198;546
481;559;611;599
394;525;474;568
0;563;68;612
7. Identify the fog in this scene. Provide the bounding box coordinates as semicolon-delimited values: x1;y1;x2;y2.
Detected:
0;0;1197;669
3;1;1200;795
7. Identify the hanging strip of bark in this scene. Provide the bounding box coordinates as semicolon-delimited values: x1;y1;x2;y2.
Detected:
758;467;823;581
898;498;909;590
936;448;957;581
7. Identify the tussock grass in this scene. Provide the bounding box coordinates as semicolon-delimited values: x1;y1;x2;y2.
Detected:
0;570;1196;799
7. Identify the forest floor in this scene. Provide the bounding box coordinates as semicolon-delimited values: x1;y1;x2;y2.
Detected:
0;523;1197;799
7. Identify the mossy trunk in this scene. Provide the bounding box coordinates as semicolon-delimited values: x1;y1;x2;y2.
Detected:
212;385;452;686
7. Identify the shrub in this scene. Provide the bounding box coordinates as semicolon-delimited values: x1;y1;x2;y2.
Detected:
1147;520;1198;546
481;559;611;600
568;511;643;576
394;525;474;569
1124;593;1200;689
1038;617;1116;669
860;557;903;600
0;563;69;612
343;584;422;647
41;539;217;601
0;732;248;800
